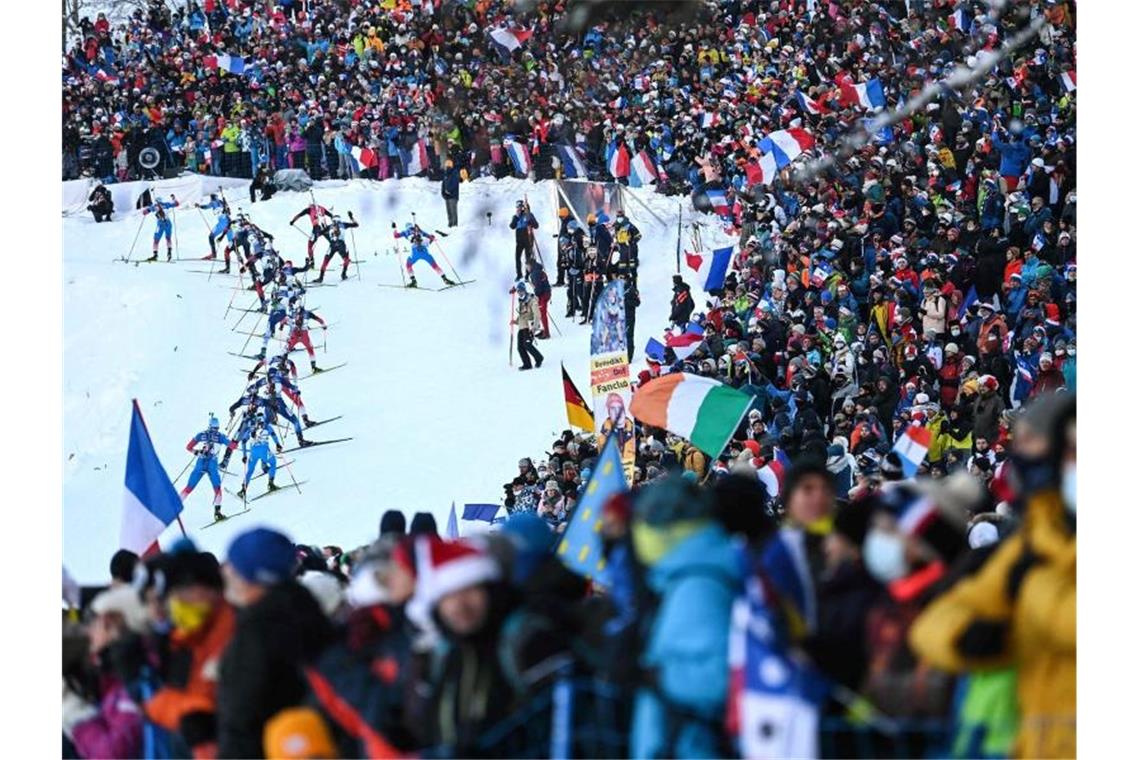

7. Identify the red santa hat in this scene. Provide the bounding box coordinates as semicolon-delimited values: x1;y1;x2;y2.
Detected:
419;538;500;607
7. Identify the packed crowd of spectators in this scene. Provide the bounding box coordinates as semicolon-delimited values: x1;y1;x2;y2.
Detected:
63;0;1077;757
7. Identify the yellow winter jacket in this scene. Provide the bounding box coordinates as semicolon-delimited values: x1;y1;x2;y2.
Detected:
909;491;1075;758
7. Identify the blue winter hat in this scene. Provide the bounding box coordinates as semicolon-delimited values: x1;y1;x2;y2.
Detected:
226;527;297;585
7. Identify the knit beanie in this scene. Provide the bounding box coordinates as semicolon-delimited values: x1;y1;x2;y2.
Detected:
226;527;297;585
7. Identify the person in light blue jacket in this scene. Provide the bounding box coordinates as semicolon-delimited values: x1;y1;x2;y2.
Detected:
629;476;744;759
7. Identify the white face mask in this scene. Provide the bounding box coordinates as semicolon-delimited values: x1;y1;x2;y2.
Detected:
863;529;908;583
1061;462;1077;515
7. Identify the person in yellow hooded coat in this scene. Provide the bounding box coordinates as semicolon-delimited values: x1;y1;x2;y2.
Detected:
909;393;1075;758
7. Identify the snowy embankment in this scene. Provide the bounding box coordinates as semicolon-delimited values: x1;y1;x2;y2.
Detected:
63;173;724;582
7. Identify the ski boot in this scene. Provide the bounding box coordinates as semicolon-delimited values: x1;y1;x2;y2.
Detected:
203;253;217;261
166;250;173;262
303;414;315;428
299;436;314;448
266;477;279;492
406;276;418;288
310;361;321;374
256;347;266;361
214;505;226;521
146;252;158;262
220;264;231;274
341;269;349;281
313;272;324;284
441;274;456;286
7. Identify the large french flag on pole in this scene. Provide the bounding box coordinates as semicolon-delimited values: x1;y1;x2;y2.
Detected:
504;137;532;175
838;77;887;110
684;246;733;292
121;401;184;556
607;141;631;179
628;149;662;187
1060;69;1076;93
401;139;429;176
555;143;587;178
758;129;816;168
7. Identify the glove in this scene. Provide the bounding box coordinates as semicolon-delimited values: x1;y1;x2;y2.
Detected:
276;445;284;454
242;455;248;464
348;211;355;220
391;222;397;229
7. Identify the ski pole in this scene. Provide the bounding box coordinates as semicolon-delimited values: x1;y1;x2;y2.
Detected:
508;289;516;367
126;214;146;262
172;212;179;261
280;455;303;495
430;239;465;286
349;219;363;282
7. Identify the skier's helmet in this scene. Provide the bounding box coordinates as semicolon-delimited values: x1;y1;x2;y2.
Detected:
208;415;220;430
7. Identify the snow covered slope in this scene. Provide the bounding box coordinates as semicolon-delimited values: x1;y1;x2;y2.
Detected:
63;175;717;582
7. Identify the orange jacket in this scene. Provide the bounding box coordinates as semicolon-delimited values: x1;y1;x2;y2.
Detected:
146;603;236;754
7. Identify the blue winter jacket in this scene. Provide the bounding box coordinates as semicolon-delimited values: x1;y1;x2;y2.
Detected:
630;524;743;759
990;130;1031;177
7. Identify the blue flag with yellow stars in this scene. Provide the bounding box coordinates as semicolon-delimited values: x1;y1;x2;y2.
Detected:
556;434;628;582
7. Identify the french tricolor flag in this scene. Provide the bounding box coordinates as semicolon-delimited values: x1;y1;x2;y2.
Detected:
1060;69;1076;93
838;77;887;110
203;53;245;75
758;128;815;168
504;137;532;175
607;141;630;179
947;8;972;32
121;401;184;556
489;26;533;53
401;139;429;176
796;91;826;115
665;322;707;360
684;246;733;292
757;447;791;497
556;143;587;178
610;96;627;109
701;111;721;129
94;69;120;85
892;425;933;478
628;150;662;188
350;145;378;170
706;188;730;216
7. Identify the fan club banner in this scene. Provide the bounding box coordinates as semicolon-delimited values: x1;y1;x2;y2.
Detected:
590;280;636;483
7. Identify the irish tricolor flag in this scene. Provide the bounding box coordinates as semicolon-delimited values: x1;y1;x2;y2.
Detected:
630;373;752;457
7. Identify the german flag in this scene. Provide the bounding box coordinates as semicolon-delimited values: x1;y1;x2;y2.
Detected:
562;363;595;431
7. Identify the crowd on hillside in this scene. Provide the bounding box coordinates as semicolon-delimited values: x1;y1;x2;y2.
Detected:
63;0;1075;193
63;0;1077;757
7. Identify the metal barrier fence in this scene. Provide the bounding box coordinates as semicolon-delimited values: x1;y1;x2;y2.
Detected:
415;675;995;759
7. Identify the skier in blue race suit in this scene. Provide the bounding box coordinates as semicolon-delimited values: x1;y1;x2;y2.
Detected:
197;194;235;271
143;195;179;261
235;410;282;500
179;415;236;520
392;222;455;288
